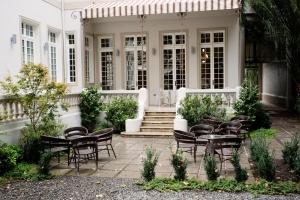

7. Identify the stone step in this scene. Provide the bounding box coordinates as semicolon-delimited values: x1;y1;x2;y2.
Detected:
142;121;174;127
140;126;173;132
143;116;175;121
145;111;176;116
121;131;173;137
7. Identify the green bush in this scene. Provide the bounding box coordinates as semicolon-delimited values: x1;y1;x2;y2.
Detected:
141;146;159;182
250;128;277;139
171;151;188;181
250;136;275;181
234;72;271;130
0;144;22;175
282;135;300;169
294;152;300;178
39;152;53;175
177;95;227;126
230;150;248;182
204;155;219;181
105;97;138;131
79;86;103;132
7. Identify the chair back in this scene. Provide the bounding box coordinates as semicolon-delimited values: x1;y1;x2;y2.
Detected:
217;121;242;135
89;128;114;142
41;135;69;149
64;127;88;138
200;116;222;128
231;115;251;132
189;124;214;137
71;136;97;154
173;130;196;144
212;136;242;150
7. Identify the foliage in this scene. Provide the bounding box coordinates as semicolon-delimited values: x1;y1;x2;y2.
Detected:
294;152;300;178
0;64;67;163
230;150;248;182
0;144;22;175
141;146;159;182
234;72;271;129
245;0;300;109
171;150;188;181
177;95;227;126
79;86;103;132
250;136;276;181
250;128;277;139
140;178;300;195
282;135;300;169
105;97;138;131
39;152;53;175
204;155;219;181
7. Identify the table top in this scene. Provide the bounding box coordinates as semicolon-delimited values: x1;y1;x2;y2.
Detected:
198;134;238;140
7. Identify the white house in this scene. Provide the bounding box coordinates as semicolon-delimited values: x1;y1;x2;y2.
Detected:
0;0;287;142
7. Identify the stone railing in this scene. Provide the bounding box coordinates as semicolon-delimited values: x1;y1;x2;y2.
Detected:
0;96;25;122
174;87;241;132
100;90;139;104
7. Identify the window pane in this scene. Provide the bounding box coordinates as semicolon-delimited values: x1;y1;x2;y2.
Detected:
49;32;56;43
137;36;146;46
125;37;134;47
213;47;224;89
175;34;185;45
101;38;112;48
126;51;135;90
163;35;173;45
163;49;173;90
50;46;57;81
214;32;224;43
69;48;76;82
85;37;89;47
201;48;211;89
101;52;113;90
68;34;75;45
175;48;185;89
200;33;210;43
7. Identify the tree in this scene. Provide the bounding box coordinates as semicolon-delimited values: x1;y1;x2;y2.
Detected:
244;0;300;109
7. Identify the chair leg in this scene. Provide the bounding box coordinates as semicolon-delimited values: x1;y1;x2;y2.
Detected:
110;144;117;158
106;145;111;157
193;146;197;162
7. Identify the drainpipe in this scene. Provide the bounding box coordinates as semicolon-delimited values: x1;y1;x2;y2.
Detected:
61;0;66;83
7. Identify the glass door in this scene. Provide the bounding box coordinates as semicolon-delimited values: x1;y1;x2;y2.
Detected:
125;35;147;90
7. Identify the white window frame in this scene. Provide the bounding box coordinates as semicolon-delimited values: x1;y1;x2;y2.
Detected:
199;30;225;89
21;21;36;64
48;31;57;82
84;35;94;84
66;33;76;83
99;36;114;90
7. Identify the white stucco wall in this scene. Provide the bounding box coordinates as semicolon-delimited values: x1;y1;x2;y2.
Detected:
90;11;241;105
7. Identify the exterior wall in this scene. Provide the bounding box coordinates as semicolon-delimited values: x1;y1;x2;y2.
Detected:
90;11;241;105
262;62;288;108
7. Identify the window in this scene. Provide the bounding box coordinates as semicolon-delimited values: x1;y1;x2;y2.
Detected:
124;34;147;90
84;36;94;84
199;30;225;89
99;37;113;90
67;34;76;83
21;22;35;64
49;32;57;81
162;32;186;90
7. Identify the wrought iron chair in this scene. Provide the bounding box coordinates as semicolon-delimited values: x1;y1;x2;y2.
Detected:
189;124;214;137
41;135;70;165
89;128;116;158
71;136;98;172
173;130;208;162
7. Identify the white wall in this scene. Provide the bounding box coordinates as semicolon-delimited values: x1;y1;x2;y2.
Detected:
90;11;241;105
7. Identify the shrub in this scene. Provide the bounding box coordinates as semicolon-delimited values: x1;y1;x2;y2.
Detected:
282;135;300;169
250;136;276;181
234;72;271;130
105;97;138;131
250;128;277;139
0;144;22;175
171;150;188;181
79;86;103;132
230;150;248;182
39;152;53;175
177;95;227;126
294;151;300;178
141;146;159;182
204;155;219;181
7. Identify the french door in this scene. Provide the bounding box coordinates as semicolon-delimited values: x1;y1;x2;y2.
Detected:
125;35;147;90
162;32;186;105
200;31;225;89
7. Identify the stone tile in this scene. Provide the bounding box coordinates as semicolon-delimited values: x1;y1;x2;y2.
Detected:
116;170;141;179
102;163;127;171
156;172;171;178
123;164;143;172
93;169;121;178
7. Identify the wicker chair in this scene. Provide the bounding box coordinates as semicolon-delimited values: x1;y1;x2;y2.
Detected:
200;116;223;129
64;127;88;139
71;136;98;171
173;130;208;162
89;128;116;158
215;121;242;136
231;115;251;138
189;124;214;137
41;135;70;165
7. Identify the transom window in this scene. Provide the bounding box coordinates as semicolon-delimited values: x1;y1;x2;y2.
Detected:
21;22;35;64
199;30;225;89
124;34;147;90
99;36;114;90
49;32;57;81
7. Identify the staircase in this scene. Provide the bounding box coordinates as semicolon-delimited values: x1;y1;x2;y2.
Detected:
140;111;175;134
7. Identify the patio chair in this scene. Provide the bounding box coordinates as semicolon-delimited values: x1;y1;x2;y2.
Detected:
89;128;116;158
211;136;242;171
64;126;88;139
173;130;208;162
231;115;251;138
41;135;71;165
200;116;222;129
214;121;242;136
189;124;214;137
71;136;98;172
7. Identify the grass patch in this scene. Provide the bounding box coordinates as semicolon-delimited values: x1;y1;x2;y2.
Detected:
139;178;300;195
0;163;52;185
249;128;277;139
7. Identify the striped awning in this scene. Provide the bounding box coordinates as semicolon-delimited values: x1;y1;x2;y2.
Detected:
81;0;241;19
